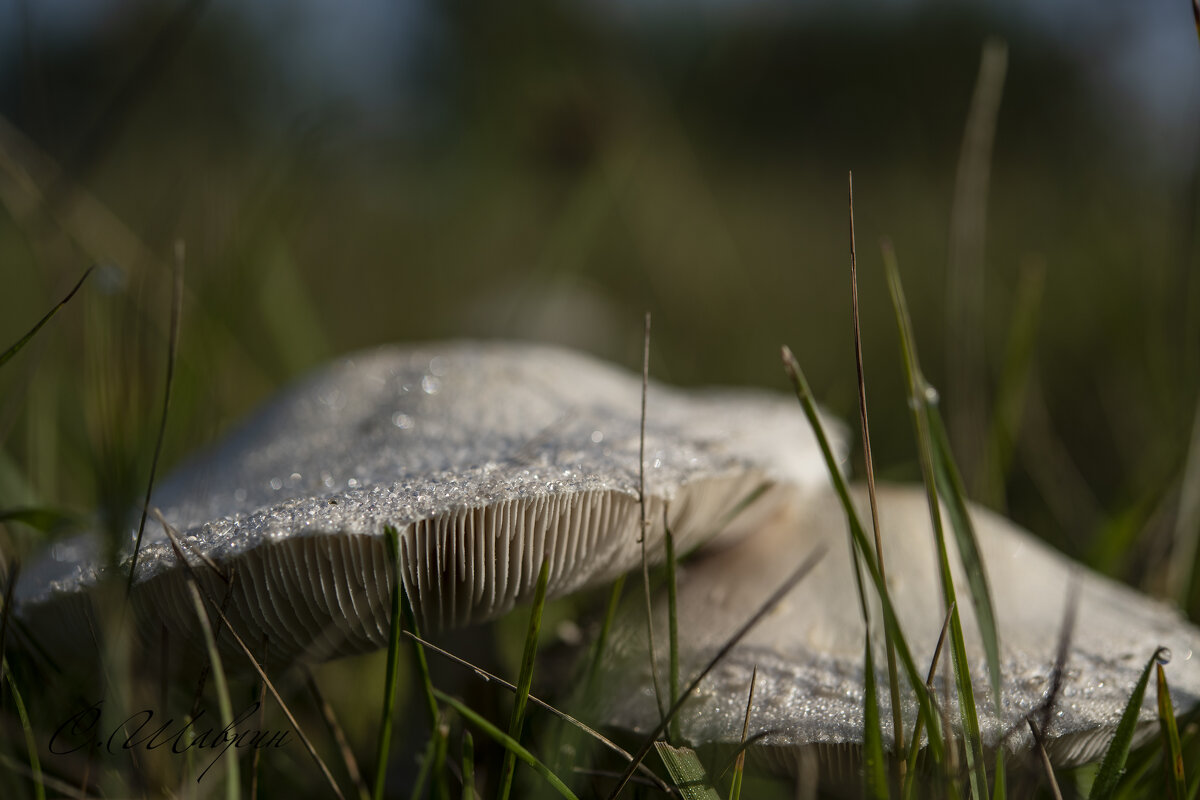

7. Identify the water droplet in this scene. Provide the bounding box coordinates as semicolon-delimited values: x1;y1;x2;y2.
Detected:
321;471;335;488
1157;648;1172;665
347;477;360;488
289;472;302;483
590;430;604;444
428;356;447;376
923;384;940;403
421;375;441;395
269;477;283;491
392;412;414;429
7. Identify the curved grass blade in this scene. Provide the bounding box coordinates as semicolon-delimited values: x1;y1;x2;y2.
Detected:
3;666;43;800
498;557;551;800
0;507;84;536
1089;646;1169;800
434;690;580;800
185;581;239;797
927;408;1003;706
782;347;946;767
605;544;827;800
159;519;346;800
126;250;183;600
883;245;990;798
1158;663;1187;799
0;266;92;371
585;574;626;694
655;742;721;800
404;630;673;795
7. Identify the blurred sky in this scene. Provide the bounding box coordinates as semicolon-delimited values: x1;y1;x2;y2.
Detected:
3;0;1197;167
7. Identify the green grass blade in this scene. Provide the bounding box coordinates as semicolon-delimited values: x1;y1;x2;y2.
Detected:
1089;646;1169;800
655;742;722;800
637;312;667;724
585;574;626;693
3;665;44;800
0;266;92;371
903;602;954;800
862;638;889;799
126;254;184;600
186;580;239;798
403;589;440;729
434;690;580;800
664;510;681;741
396;543;447;799
406;630;674;795
782;346;946;766
373;525;406;800
729;665;757;800
982;261;1043;509
498;557;551;800
432;724;451;800
159;519;346;800
0;507;83;536
1158;662;1187;799
605;546;827;799
408;732;439;800
926;408;1003;707
462;731;475;800
882;245;989;798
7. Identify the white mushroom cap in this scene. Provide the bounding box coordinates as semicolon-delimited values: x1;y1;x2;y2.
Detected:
597;483;1200;772
17;341;844;664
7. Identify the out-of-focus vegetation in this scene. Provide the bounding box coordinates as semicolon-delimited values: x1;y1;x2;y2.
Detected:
2;1;1199;796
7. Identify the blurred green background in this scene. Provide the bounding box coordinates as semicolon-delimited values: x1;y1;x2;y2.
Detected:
2;0;1199;602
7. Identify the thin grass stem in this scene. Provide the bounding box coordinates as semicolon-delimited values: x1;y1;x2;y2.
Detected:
663;505;680;741
435;690;580;800
405;630;673;794
126;247;183;601
604;545;826;800
849;171;905;781
0;265;92;371
782;346;946;766
159;518;346;800
184;581;239;796
373;526;405;800
305;667;370;800
498;558;551;800
637;312;667;723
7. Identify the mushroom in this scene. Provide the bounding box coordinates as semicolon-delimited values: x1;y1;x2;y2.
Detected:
596;483;1200;773
16;341;844;666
